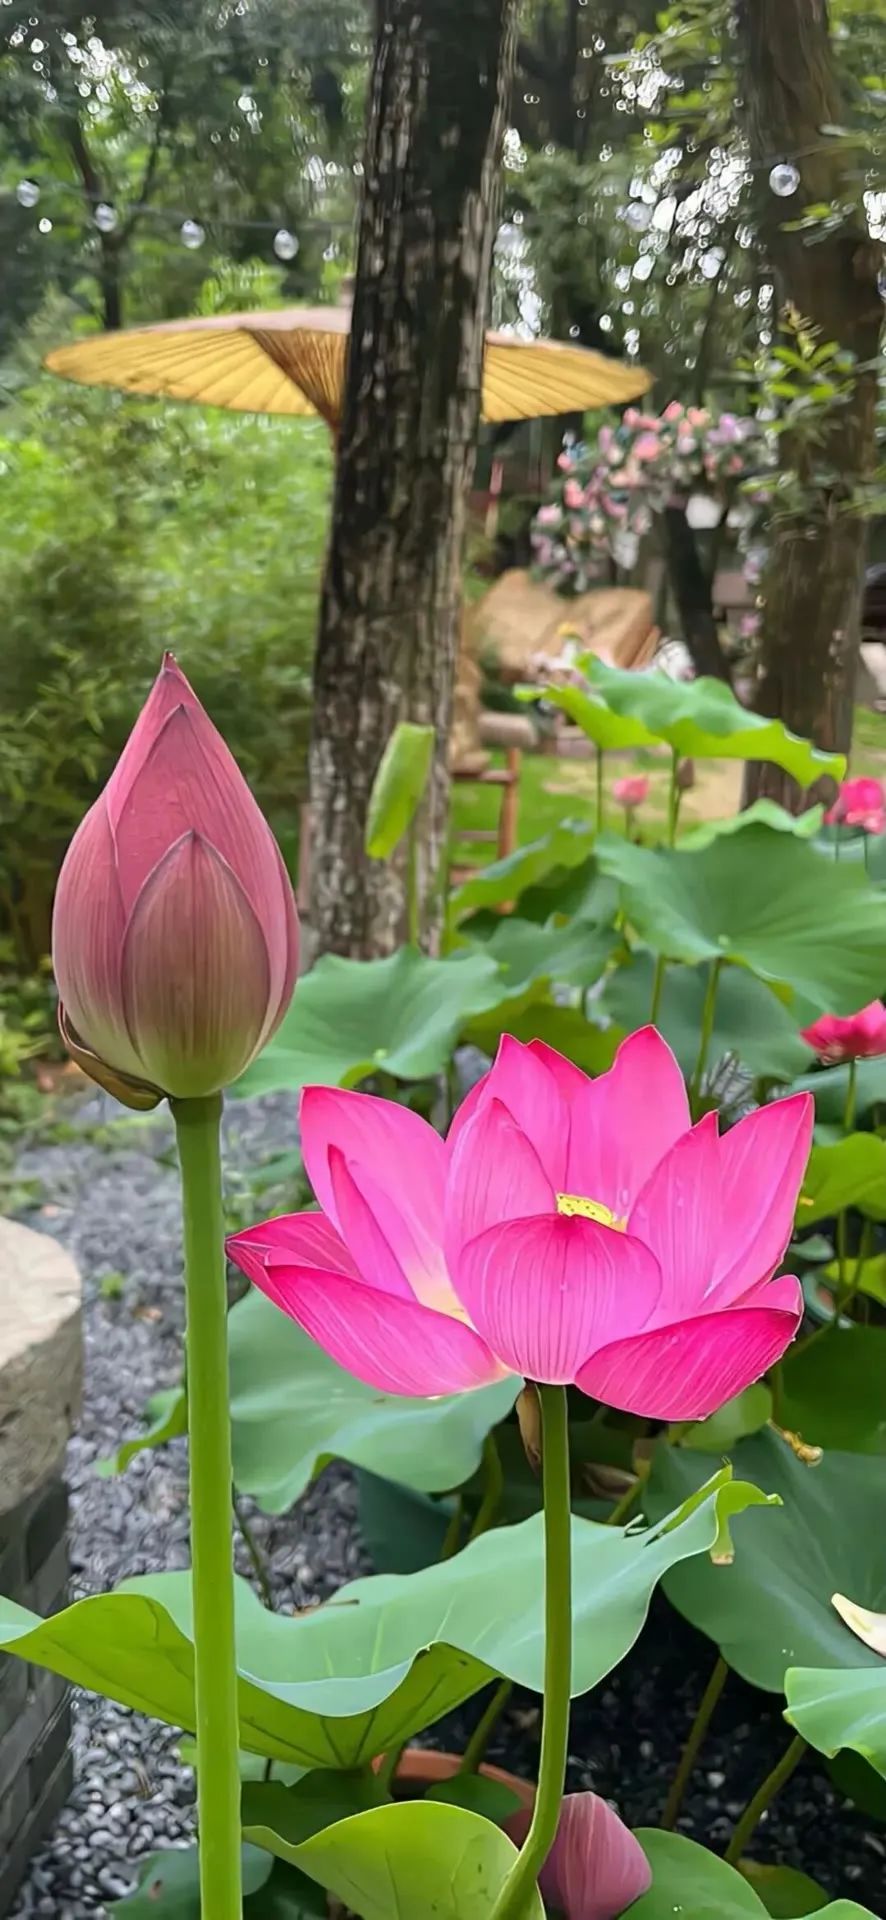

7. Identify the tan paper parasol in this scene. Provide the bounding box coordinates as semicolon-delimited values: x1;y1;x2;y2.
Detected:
44;304;651;426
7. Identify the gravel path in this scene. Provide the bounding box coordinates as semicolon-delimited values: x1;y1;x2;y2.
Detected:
8;1096;885;1915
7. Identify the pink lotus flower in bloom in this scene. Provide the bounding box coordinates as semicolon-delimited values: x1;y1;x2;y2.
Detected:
506;1793;651;1920
612;775;650;810
801;1002;886;1066
227;1029;812;1422
825;776;885;830
52;654;299;1108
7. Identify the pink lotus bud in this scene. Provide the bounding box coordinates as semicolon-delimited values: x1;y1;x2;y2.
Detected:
52;654;299;1107
612;775;650;810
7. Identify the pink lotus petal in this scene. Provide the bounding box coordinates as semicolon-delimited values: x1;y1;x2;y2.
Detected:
454;1214;661;1386
478;1036;572;1188
226;1210;357;1291
300;1086;447;1283
120;833;270;1098
329;1146;452;1304
445;1097;555;1270
507;1793;651;1920
628;1112;721;1320
108;691;298;1038
802;1004;886;1065
245;1259;503;1397
52;799;142;1079
524;1039;591;1106
706;1095;813;1306
565;1027;690;1216
577;1279;803;1421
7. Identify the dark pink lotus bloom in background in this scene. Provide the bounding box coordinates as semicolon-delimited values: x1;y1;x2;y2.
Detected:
612;775;650;810
506;1792;651;1920
825;775;886;834
52;654;298;1107
228;1029;812;1422
801;1002;886;1066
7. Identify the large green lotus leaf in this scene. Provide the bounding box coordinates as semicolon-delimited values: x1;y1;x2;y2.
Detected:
229;1289;518;1511
109;1846;275;1916
797;1136;886;1225
365;722;435;859
644;1434;885;1693
0;1471;771;1768
631;1831;878;1920
779;1327;886;1455
602;950;810;1080
245;1799;544;1920
461;998;622;1074
678;801;824;850
741;1862;831;1916
519;680;658;751
462;915;618;996
812;828;886;886
447;820;597;924
595;827;886;1014
785;1665;886;1782
822;1255;886;1307
234;947;504;1098
584;657;846;783
785;1058;886;1127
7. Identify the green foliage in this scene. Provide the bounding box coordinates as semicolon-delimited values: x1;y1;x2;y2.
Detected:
582;659;846;786
365;722;435;859
645;1433;886;1691
0;1469;769;1767
0;381;331;964
798;1137;886;1225
633;1831;878;1920
243;1798;544;1920
785;1665;886;1784
596;827;886;1016
233;947;504;1099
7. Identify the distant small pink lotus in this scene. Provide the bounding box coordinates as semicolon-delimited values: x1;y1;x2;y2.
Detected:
228;1029;812;1422
506;1792;651;1920
825;776;886;833
801;1002;886;1066
612;775;650;810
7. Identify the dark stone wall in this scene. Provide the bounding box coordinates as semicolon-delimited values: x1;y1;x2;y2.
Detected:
0;1479;71;1915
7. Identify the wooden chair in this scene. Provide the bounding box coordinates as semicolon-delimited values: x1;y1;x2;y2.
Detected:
448;744;522;893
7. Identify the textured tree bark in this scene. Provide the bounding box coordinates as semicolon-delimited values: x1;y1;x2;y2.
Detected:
663;506;731;682
309;0;518;956
738;0;883;808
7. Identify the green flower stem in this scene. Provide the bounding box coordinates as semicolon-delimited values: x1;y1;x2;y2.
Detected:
844;1056;858;1134
172;1094;242;1920
468;1433;504;1542
606;1479;643;1527
689;957;722;1115
661;1656;728;1830
666;748;681;845
234;1494;274;1611
649;954;667;1025
595;746;604;833
489;1384;572;1920
406;821;421;947
458;1679;514;1776
440;1492;465;1560
724;1734;807;1866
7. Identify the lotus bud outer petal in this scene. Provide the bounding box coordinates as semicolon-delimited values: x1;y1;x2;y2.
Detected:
58;1007;163;1112
120;832;272;1099
52;653;299;1103
507;1793;652;1920
52;797;144;1082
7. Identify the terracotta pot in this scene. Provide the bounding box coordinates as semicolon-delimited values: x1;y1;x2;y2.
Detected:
385;1746;535;1812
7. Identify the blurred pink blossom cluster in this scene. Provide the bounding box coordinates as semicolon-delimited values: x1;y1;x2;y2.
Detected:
532;403;766;599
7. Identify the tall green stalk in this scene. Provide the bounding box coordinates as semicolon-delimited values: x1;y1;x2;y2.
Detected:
666;748;681;845
489;1385;572;1920
724;1735;807;1866
595;747;604;833
844;1056;858;1134
689;958;722;1115
172;1094;242;1920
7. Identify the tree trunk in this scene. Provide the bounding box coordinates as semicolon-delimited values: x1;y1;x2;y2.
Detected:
309;0;518;956
662;505;731;681
738;0;883;808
